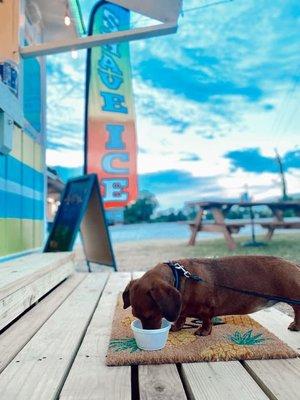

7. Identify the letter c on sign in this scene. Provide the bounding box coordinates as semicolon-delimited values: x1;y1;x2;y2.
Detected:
102;153;129;174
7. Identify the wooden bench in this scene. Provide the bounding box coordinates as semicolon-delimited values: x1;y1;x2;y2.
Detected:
0;266;299;399
189;220;248;234
188;201;300;249
189;219;300;240
188;219;251;249
260;220;300;240
0;252;75;331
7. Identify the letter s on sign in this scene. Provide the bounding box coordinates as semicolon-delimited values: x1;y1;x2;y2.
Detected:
103;8;119;32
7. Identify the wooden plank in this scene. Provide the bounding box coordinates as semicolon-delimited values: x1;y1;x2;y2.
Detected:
208;208;245;233
188;209;204;245
251;308;299;352
211;207;226;225
59;272;131;400
0;252;74;276
260;222;300;228
0;253;44;273
242;308;300;400
0;273;86;373
0;260;74;331
243;359;300;400
182;362;268;400
139;365;187;400
132;272;188;400
0;252;74;294
21;23;177;58
0;273;109;400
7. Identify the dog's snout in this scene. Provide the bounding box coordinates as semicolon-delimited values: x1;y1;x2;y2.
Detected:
140;317;162;330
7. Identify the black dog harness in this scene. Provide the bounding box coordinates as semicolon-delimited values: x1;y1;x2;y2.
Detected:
165;261;300;306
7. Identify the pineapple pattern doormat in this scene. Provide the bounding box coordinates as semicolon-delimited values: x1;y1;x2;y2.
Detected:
106;296;298;366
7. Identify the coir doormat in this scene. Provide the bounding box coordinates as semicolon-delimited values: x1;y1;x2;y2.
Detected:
105;295;298;366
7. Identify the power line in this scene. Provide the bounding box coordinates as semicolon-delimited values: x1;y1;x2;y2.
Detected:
271;77;299;147
130;0;236;29
275;100;299;151
181;0;235;16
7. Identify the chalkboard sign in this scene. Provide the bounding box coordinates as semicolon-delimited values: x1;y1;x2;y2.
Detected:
44;174;116;270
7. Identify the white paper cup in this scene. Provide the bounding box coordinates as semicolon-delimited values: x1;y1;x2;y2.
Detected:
131;319;171;351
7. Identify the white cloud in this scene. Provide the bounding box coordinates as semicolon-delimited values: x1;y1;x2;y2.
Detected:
46;148;83;168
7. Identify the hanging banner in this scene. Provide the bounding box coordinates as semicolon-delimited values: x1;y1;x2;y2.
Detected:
84;0;138;209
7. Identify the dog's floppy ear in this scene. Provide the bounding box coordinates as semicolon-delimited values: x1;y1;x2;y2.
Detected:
122;280;136;309
150;281;182;322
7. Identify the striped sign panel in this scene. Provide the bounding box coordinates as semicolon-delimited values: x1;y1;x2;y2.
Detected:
0;126;44;257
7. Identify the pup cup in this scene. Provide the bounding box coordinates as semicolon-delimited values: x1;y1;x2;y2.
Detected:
131;319;171;351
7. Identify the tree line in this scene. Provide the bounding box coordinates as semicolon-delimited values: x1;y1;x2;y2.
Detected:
123;191;299;225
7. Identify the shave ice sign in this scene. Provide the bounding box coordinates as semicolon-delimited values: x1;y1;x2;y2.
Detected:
85;1;138;208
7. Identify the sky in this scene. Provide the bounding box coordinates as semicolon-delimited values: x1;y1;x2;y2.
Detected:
46;0;300;210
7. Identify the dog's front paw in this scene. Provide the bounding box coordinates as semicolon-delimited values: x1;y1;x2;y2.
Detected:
288;321;300;331
194;327;212;336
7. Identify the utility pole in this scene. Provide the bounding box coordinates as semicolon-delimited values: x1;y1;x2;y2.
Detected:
274;148;288;201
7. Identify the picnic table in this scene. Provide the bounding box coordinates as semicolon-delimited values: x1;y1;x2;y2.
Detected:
0;255;299;399
188;201;300;250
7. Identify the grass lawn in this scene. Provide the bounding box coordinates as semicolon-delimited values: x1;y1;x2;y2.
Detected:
114;232;300;272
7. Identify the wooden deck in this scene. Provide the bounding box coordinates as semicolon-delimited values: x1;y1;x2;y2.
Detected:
0;257;299;399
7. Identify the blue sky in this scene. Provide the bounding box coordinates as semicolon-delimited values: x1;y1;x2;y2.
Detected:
47;0;300;210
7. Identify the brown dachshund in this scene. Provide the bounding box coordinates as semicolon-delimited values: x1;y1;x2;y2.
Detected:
122;255;300;336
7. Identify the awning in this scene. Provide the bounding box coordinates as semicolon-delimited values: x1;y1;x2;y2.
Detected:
21;0;182;58
108;0;182;23
25;0;85;42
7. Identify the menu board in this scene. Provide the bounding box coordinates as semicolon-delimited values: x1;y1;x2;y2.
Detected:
44;174;116;269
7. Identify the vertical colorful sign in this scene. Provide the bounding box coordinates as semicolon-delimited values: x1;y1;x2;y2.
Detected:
84;0;138;209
